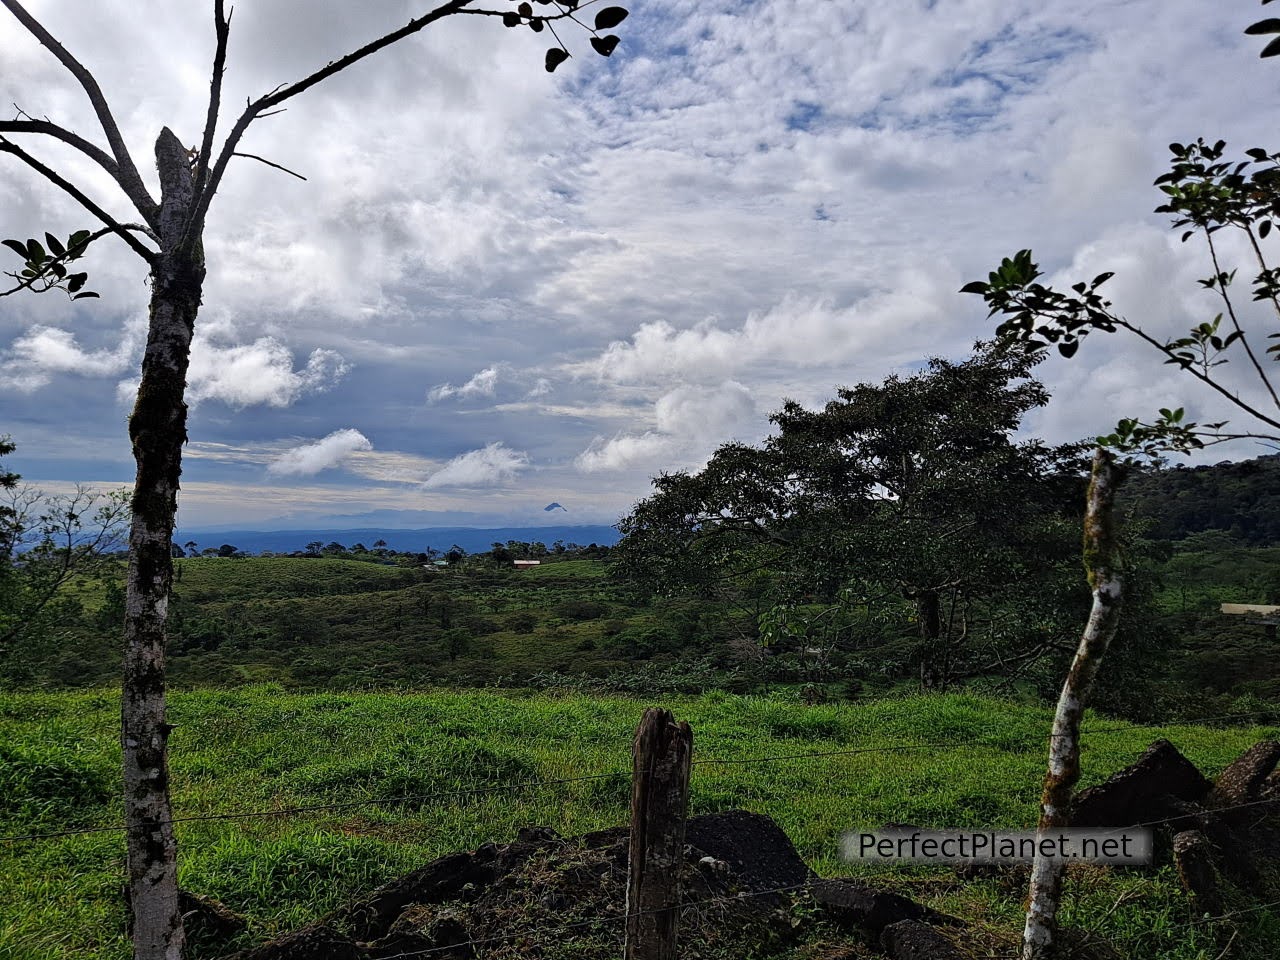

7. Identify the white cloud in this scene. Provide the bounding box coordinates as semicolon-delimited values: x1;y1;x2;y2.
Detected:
570;274;957;386
188;339;350;408
428;365;500;402
421;441;529;488
267;428;372;477
1;322;141;392
577;380;756;472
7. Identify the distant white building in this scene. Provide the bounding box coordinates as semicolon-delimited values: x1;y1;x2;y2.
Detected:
513;559;541;568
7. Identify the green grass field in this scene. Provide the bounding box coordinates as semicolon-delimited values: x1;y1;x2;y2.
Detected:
2;688;1276;959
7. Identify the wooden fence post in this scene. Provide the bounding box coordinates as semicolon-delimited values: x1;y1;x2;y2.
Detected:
624;707;693;960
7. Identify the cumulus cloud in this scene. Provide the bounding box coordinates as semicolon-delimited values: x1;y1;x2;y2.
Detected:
180;338;351;408
422;441;529;488
570;274;956;386
577;381;755;472
267;428;373;477
428;366;501;402
1;323;141;392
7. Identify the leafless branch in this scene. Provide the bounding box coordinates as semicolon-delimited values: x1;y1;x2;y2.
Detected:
194;0;232;197
1204;226;1280;411
0;116;120;179
190;0;482;241
0;483;131;650
0;137;158;264
232;151;306;181
0;222;155;297
0;0;158;226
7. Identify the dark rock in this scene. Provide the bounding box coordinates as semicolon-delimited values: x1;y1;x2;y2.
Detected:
227;924;362;960
1207;741;1280;809
1173;830;1223;916
331;850;499;942
810;879;960;937
365;905;472;960
684;809;814;892
879;919;965;959
179;890;246;942
1264;769;1280;800
514;826;561;843
1071;740;1211;828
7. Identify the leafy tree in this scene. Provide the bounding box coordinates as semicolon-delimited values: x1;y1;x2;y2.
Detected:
616;342;1092;692
0;2;630;953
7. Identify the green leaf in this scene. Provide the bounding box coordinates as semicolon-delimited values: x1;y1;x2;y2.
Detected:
958;281;987;295
1057;340;1079;359
67;273;87;293
72;291;99;300
44;233;66;259
1261;221;1273;239
590;34;620;56
502;11;521;26
545;47;570;72
25;239;46;262
594;6;629;29
529;17;544;31
517;1;532;15
1;239;27;259
1263;35;1280;57
1245;17;1280;34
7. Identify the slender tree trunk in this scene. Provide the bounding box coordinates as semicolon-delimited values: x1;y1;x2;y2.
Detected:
1022;449;1124;960
122;128;203;960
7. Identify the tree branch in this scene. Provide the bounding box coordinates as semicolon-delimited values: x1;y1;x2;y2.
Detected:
1096;311;1280;432
190;0;482;242
1203;227;1280;411
0;137;158;264
0;117;120;179
0;0;158;227
232;151;306;181
193;0;232;197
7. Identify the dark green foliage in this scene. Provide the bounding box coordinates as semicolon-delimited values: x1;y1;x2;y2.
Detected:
1121;454;1280;544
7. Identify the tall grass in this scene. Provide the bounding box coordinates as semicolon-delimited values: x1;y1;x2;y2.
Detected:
1;688;1276;959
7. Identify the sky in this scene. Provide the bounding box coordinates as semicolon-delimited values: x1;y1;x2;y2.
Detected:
1;0;1279;530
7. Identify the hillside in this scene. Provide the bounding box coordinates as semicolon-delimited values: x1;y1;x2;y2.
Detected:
2;688;1276;959
1122;454;1280;545
9;538;1280;716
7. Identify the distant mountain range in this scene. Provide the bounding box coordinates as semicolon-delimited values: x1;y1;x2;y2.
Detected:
172;525;621;556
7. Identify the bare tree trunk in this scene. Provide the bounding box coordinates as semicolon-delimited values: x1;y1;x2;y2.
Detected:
122;127;203;960
1022;449;1124;960
916;589;943;691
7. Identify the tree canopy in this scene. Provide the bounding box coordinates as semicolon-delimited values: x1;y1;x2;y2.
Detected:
615;342;1094;691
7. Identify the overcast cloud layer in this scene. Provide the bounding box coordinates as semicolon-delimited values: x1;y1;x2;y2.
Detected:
1;1;1278;529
